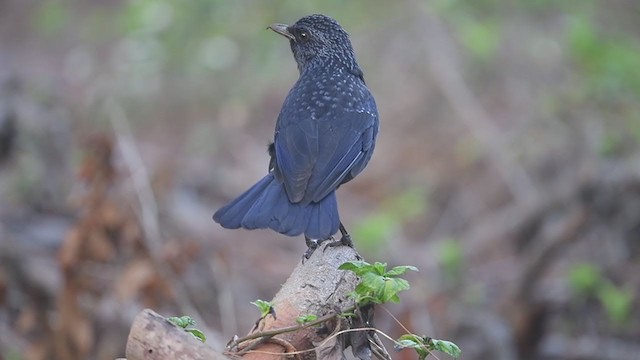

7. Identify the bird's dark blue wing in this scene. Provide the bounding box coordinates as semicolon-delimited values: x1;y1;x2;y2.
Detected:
273;83;378;205
273;116;318;203
303;109;377;202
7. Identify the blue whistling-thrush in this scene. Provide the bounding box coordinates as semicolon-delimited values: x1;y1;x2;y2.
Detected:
213;14;379;252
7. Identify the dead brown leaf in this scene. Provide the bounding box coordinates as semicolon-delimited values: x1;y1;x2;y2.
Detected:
86;231;115;262
58;283;94;360
115;258;156;301
59;227;83;272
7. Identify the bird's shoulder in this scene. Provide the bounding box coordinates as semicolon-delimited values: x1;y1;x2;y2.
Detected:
277;67;375;129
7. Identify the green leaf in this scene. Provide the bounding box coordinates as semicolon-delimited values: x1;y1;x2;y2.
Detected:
338;260;372;275
343;260;415;305
167;315;195;329
251;299;274;318
568;263;601;296
431;339;462;358
167;315;206;343
373;262;388;276
395;339;419;348
597;282;633;325
296;314;318;325
380;278;410;303
396;340;429;360
360;271;386;290
185;328;207;343
166;316;182;327
397;334;424;344
359;295;382;305
395;335;429;360
385;265;419;277
340;312;356;318
353;282;372;296
396;334;462;359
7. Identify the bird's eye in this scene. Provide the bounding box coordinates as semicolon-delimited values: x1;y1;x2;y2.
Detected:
299;31;309;41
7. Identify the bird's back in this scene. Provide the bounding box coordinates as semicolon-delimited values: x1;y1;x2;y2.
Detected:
273;64;379;205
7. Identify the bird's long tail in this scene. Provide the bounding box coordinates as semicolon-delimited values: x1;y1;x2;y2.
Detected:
213;173;340;239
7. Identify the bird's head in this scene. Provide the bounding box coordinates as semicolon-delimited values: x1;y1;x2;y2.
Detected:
268;14;358;74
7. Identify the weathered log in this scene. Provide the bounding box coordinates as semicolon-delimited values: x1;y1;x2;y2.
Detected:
124;241;360;360
125;309;226;360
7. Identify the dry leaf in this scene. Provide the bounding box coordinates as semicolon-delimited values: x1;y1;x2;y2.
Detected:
86;231;115;262
68;309;94;358
115;258;155;301
100;201;122;229
313;322;347;360
59;228;83;272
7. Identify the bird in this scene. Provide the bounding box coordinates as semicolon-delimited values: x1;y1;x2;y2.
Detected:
213;14;379;256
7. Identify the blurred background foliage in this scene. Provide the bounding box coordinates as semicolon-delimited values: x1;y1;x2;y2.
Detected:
1;0;639;359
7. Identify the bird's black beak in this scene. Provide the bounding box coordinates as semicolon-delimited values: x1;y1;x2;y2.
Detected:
268;23;295;40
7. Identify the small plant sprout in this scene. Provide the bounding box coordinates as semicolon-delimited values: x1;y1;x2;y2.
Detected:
339;260;418;305
296;314;318;325
167;315;206;343
340;260;462;359
251;299;275;319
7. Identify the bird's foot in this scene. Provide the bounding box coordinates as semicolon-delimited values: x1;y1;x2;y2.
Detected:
303;236;332;260
323;223;361;259
329;222;354;248
324;233;353;249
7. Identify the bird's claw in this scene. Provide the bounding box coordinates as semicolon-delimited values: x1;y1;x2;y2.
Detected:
303;236;331;260
304;223;355;259
324;233;353;250
324;223;361;259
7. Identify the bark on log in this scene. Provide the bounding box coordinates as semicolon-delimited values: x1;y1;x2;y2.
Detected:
124;241;360;360
125;308;227;360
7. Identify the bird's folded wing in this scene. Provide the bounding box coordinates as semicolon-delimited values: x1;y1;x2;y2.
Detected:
275;110;377;205
274;117;318;203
